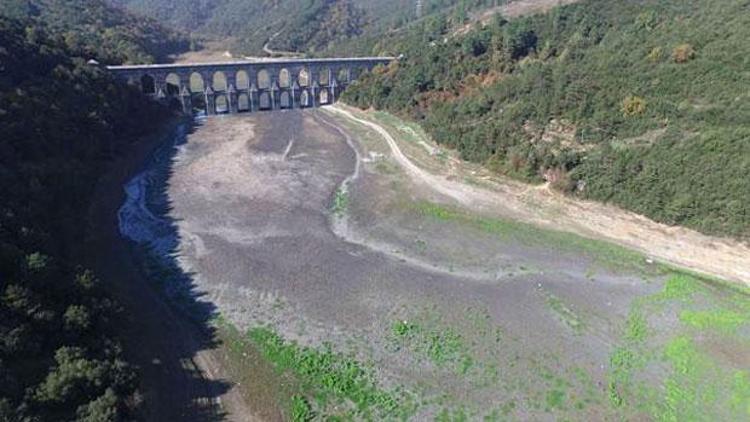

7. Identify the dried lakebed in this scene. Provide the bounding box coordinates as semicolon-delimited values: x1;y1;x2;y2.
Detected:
120;110;750;420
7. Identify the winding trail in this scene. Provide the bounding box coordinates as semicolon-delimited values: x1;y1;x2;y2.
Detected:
312;111;502;281
262;31;301;58
325;105;750;286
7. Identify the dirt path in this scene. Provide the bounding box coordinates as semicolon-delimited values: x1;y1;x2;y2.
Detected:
326;105;750;286
489;0;582;19
83;121;258;421
452;0;584;36
262;31;301;58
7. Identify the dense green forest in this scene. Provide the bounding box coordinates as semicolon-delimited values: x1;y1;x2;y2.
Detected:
0;10;176;420
0;0;189;63
108;0;507;56
344;0;750;240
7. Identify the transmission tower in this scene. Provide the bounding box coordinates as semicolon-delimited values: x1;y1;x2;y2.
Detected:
416;0;423;18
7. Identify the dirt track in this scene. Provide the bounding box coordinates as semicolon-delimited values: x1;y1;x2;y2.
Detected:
326;105;750;286
109;106;748;420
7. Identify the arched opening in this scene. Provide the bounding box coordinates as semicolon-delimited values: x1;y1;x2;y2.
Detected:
257;69;271;90
165;73;181;96
299;68;310;87
238;93;250;112
191;93;206;115
140;74;155;94
319;89;330;105
279;68;291;88
236;70;249;90
337;68;350;84
259;92;272;110
299;90;310;108
215;94;229;114
189;72;204;93
319;68;331;86
213;71;227;92
280;91;291;109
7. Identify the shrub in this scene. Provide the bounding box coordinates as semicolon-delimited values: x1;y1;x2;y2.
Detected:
342;0;750;240
621;96;647;117
672;43;696;63
291;395;314;421
647;46;663;62
545;167;576;193
635;11;659;31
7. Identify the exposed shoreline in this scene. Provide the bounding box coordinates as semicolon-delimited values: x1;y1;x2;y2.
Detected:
92;107;748;420
326;105;750;287
83;116;256;421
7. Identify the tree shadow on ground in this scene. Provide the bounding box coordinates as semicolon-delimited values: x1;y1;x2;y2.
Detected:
115;117;233;421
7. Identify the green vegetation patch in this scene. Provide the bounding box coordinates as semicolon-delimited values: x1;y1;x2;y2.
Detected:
413;201;651;274
331;187;350;216
657;336;744;421
679;309;747;332
731;372;750;418
390;319;472;372
654;273;703;302
624;306;648;342
607;271;750;419
607;346;647;408
546;293;585;333
247;326;415;419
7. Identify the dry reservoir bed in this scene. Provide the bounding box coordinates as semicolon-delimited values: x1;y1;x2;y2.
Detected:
121;110;750;420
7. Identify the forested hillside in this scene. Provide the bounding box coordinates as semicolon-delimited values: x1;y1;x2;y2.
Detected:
109;0;506;56
0;13;175;420
0;0;189;63
344;0;750;240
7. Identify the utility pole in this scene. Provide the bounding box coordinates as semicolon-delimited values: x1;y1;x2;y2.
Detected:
416;0;423;18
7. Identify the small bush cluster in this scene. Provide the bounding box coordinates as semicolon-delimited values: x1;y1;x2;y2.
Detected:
672;43;696;63
621;95;647;117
